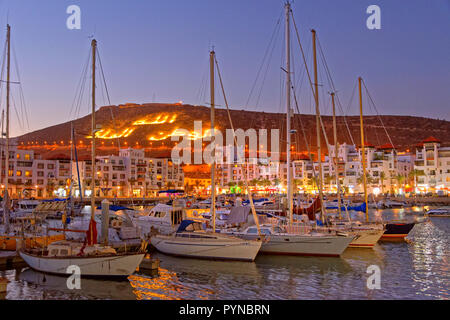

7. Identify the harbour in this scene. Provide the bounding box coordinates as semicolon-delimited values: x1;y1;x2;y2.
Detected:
0;207;448;300
0;0;448;304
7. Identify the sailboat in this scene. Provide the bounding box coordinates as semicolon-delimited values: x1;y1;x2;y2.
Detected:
321;77;384;248
19;39;145;277
220;3;354;257
0;25;65;251
151;50;262;262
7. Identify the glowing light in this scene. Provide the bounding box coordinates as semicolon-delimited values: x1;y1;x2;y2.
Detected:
148;128;219;141
373;187;380;196
133;113;177;126
88;127;135;140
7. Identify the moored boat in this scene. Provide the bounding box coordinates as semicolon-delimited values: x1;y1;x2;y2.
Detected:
426;207;450;217
151;220;262;261
226;224;354;257
19;240;144;277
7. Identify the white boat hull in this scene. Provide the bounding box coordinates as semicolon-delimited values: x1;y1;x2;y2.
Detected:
236;233;353;257
19;251;145;277
151;234;261;261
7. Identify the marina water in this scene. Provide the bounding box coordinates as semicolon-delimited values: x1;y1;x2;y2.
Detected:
1;207;448;300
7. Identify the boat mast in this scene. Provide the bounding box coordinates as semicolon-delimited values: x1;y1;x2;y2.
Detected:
91;39;97;221
70;122;74;214
3;25;11;232
285;2;293;225
358;77;369;222
311;29;325;224
210;49;216;232
331;92;342;219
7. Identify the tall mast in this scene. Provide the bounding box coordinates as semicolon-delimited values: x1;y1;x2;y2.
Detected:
210;50;216;232
358;77;369;222
331;92;342;219
91;39;97;221
312;29;325;223
285;2;293;225
70;122;74;214
3;25;11;232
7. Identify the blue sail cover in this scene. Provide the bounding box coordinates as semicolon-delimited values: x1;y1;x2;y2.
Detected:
42;198;70;202
176;220;195;233
96;205;133;211
327;202;366;212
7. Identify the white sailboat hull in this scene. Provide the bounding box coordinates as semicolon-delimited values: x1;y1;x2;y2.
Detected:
237;234;353;257
151;234;262;261
19;251;145;277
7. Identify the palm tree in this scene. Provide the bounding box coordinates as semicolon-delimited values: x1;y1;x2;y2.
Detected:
380;171;386;194
408;169;424;193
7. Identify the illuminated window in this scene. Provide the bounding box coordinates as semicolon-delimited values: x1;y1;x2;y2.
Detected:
8;170;13;177
24;154;31;160
25;171;32;177
16;170;22;176
16;154;20;159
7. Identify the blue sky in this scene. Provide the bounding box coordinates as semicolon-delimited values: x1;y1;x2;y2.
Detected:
0;0;449;136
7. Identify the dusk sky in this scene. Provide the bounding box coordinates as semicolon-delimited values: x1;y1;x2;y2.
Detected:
0;0;448;137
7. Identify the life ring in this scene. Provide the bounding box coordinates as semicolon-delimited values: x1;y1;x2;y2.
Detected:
186;201;192;208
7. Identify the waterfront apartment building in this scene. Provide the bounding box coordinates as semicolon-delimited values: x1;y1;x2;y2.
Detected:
72;148;184;198
414;137;450;193
0;142;71;199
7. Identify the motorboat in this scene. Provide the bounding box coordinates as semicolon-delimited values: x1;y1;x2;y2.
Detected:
133;203;184;236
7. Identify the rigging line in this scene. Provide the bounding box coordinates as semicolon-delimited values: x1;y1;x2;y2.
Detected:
214;54;261;234
0;37;7;110
245;10;282;107
254;18;282;110
69;48;91;121
316;35;355;146
97;47;120;150
11;43;30;131
362;78;395;150
291;85;320;193
10;93;24;133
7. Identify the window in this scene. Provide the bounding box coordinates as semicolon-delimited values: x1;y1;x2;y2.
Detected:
38;171;44;177
59;249;69;256
48;164;54;169
25;171;32;177
24;154;31;160
16;153;20;159
16;170;22;177
37;163;44;169
50;249;58;256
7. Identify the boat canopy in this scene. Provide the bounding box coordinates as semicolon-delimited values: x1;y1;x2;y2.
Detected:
42;198;69;202
176;220;202;232
96;205;133;212
326;202;366;212
157;189;184;194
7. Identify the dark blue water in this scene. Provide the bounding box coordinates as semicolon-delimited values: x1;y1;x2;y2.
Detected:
1;208;448;300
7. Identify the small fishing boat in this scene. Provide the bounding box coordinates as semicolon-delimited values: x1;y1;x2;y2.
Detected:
151;220;262;261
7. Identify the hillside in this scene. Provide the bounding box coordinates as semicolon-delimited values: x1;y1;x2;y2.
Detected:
15;103;450;160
